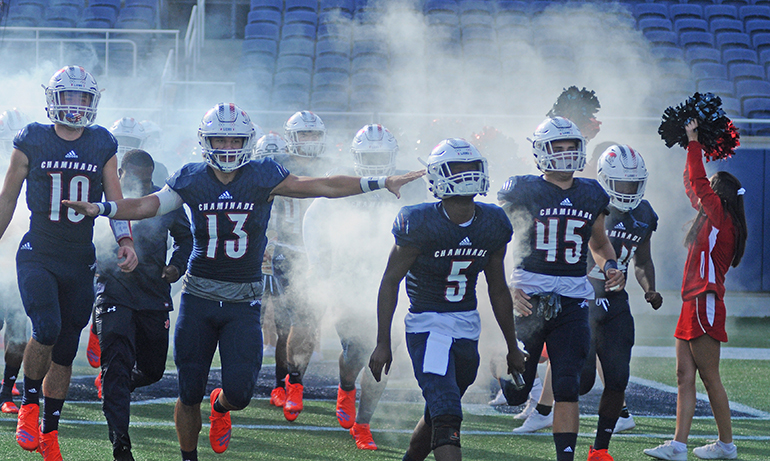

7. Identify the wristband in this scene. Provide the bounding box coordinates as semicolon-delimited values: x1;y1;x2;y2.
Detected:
360;176;387;193
604;260;618;272
96;201;118;218
110;220;132;243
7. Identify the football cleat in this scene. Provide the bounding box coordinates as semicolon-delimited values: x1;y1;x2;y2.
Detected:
283;376;303;422
587;446;614;461
513;397;538;419
13;382;21;396
644;440;688;461
1;400;19;414
37;428;63;461
614;414;635;432
512;410;553;433
208;388;231;454
692;441;737;460
270;386;286;407
350;423;377;450
87;328;101;368
16;403;40;450
336;386;356;429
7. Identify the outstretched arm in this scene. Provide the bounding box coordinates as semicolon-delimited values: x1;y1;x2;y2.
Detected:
368;243;420;382
269;170;425;201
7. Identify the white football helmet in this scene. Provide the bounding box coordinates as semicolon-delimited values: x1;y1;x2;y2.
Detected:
44;66;100;128
109;117;148;156
198;103;256;172
284;110;326;157
423;138;489;199
597;144;648;212
531;116;586;172
351;124;398;176
0;109;32;154
140;119;163;152
254;131;288;159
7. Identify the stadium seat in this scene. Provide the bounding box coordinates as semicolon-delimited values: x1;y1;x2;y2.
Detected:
286;0;318;12
116;6;155;27
720;0;749;6
674;18;708;33
6;5;43;26
639;17;674;32
461;12;493;27
652;45;686;63
320;0;355;15
741;5;770;20
352;39;388;60
80;6;118;27
718;96;741;117
250;0;281;12
51;0;84;11
462;25;495;42
285;10;319;26
281;23;317;40
90;0;120;13
311;89;349;111
716;31;752;49
696;77;735;96
273;70;312;90
635;3;669;20
679;31;715;48
760;48;770;66
272;86;311;110
670;4;703;21
703;4;738;21
242;38;279;58
645;30;679;47
245;23;280;41
496;0;528;15
752;32;770;50
424;0;459;15
729;62;766;80
312;70;349;90
317;23;351;41
736;79;770;99
710;18;744;34
685;46;721;63
276;55;314;73
315;54;349;73
279;37;316;57
692;62;729;79
742;96;770;133
44;6;80;27
426;11;460;26
745;18;770;37
460;0;492;14
316;37;350;57
723;48;759;65
247;10;282;26
125;0;156;9
495;13;529;28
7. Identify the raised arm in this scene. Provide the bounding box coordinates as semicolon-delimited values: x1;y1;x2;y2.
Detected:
684;120;728;228
0;149;29;241
588;213;625;292
269;170;424;201
485;246;526;375
368;243;420;382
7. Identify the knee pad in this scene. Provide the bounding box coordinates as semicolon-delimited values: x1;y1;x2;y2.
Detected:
51;330;81;366
552;374;580;403
431;415;462;450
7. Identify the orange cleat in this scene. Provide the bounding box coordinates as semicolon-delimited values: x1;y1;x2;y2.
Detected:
269;386;286;407
37;428;63;461
335;386;356;429
12;382;21;396
95;373;103;400
87;327;101;368
208;388;231;454
16;403;40;451
350;423;377;450
587;446;614;461
283;376;303;422
2;400;19;414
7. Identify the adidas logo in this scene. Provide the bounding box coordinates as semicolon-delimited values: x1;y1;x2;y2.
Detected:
65;150;78;159
614;222;626;230
219;191;233;200
28;388;37;394
459;237;472;246
560;198;573;207
19;242;32;251
564;447;574;453
52;410;60;416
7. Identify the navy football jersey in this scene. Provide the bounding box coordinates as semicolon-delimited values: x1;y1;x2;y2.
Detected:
14;123;118;253
393;202;512;314
497;175;609;277
166;158;289;283
587;200;658;295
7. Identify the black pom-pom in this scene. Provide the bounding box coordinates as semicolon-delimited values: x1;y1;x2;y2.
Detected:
658;92;740;161
547;86;602;140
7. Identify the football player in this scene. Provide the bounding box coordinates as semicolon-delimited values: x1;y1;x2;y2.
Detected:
369;138;526;461
0;66;138;460
497;117;624;461
62;103;422;461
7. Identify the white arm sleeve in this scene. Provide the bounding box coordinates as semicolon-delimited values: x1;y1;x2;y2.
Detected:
153;185;185;216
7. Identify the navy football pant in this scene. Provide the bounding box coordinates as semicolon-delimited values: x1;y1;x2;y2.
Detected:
506;296;590;405
174;293;262;409
579;292;634;395
16;249;95;366
95;303;169;450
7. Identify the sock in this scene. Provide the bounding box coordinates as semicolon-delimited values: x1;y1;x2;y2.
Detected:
181;449;198;461
340;381;355;392
212;397;227;414
275;366;288;388
671;440;687;452
717;440;736;451
402;453;417;461
41;397;65;433
593;415;616;450
288;371;302;385
553;432;578;461
0;367;20;400
618;406;630;418
22;377;43;406
535;403;552;416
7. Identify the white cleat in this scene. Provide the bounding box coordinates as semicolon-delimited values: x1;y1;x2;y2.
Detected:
488;389;507;406
693;441;737;459
644;440;687;460
614;414;635;432
513;397;537;420
512;410;553;433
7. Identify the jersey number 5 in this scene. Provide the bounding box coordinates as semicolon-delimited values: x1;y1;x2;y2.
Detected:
205;213;249;259
445;260;472;302
49;173;90;223
536;217;586;264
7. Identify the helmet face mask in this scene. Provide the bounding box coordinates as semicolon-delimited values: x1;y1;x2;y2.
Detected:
424;138;489;199
198;103;255;173
254;131;288;159
532;116;586;172
45;66;100;128
284;111;326;157
351;124;398;176
597;144;648;212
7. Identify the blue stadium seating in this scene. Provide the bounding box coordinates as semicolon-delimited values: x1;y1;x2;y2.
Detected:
318;23;351;41
90;0;120;12
635;3;669;21
460;0;493;14
44;6;80;27
279;37;316;57
115;6;155;29
248;10;282;26
424;0;459;15
697;77;735;96
495;13;529;28
79;6;118;28
311;89;349;111
686;46;722;63
272;86;311;110
320;0;355;15
461;12;493;27
646;30;680;46
753;32;770;50
285;10;319;26
250;0;282;13
242;38;279;59
125;0;156;9
277;55;314;73
719;96;741;117
724;48;760;65
462;25;495;42
704;4;739;21
282;23;317;40
286;0;318;13
680;31;715;48
315;54;349;73
316;37;350;57
652;44;686;62
742;96;770;118
716;31;752;49
426;11;460;26
675;18;708;33
51;0;84;11
273;70;312;89
736;79;770;99
710;18;745;34
729;62;766;80
6;5;43;26
740;5;770;20
245;23;280;41
496;0;528;15
692;61;729;79
312;70;349;91
639;17;674;32
670;4;703;21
